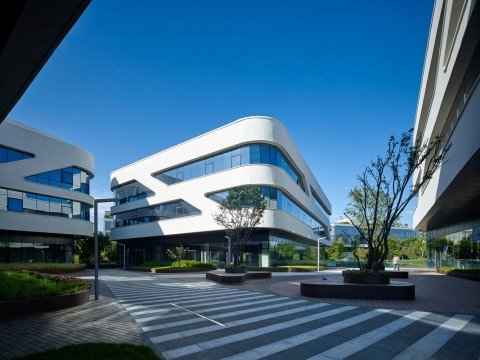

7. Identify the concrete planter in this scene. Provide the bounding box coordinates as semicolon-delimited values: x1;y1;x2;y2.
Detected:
206;270;271;284
0;289;90;319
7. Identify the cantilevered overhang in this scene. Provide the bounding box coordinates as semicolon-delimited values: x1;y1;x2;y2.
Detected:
0;0;91;123
415;147;480;232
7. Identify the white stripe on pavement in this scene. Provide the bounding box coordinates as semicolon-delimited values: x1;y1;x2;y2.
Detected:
221;309;397;360
306;311;430;360
391;314;474;360
161;305;359;358
117;288;246;303
132;295;287;319
136;298;304;324
125;293;271;312
144;301;328;333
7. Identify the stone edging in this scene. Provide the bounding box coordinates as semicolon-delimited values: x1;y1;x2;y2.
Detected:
437;270;480;282
206;270;272;284
0;289;90;319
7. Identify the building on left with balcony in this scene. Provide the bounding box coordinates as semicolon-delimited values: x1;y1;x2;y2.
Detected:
0;118;94;263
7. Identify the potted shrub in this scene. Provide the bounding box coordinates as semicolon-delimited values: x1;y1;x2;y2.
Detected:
343;269;390;284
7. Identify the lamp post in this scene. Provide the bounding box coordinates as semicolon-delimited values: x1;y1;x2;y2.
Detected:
119;243;126;270
93;198;117;300
317;237;327;272
224;236;231;266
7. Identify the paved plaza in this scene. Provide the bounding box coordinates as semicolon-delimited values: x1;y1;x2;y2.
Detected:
1;269;479;359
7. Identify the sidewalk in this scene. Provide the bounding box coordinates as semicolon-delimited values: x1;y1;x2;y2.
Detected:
0;273;149;359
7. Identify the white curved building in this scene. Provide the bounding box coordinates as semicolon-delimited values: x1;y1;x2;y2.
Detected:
0;118;94;263
413;0;479;265
110;116;331;267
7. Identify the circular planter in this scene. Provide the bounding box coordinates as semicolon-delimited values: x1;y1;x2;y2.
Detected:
344;272;390;284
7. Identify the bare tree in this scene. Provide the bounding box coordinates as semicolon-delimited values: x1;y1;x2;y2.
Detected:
344;129;450;272
213;187;267;267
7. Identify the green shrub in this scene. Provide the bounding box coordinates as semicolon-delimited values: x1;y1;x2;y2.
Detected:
225;264;247;273
0;263;86;273
439;267;480;276
344;269;387;276
0;271;90;301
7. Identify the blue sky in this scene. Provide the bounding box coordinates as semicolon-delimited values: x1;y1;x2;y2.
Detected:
10;0;434;227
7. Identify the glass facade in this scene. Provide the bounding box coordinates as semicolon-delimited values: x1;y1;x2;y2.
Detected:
25;166;90;194
154;143;305;191
0;188;90;221
426;222;480;269
114;199;201;227
117;229;318;268
0;145;33;163
0;232;73;263
114;181;154;204
310;187;330;217
207;186;325;236
331;223;420;246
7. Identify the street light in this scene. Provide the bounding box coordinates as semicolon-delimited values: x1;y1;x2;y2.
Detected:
119;243;126;270
317;237;327;272
224;236;231;266
93;197;117;300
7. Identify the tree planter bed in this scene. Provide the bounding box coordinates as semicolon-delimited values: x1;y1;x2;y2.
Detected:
206;270;271;284
344;272;390;284
300;279;415;300
0;289;90;319
385;271;409;279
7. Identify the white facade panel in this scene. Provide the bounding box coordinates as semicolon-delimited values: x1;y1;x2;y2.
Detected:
0;118;94;237
110;116;331;244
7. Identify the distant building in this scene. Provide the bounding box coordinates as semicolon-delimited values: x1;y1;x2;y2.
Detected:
412;0;479;265
104;211;113;236
330;219;420;247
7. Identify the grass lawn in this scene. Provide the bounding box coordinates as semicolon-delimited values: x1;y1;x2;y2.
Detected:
18;343;158;360
0;271;89;301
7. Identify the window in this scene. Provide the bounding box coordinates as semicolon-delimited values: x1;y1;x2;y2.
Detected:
207;186;325;235
231;155;241;168
7;198;22;212
0;187;90;220
24;166;90;194
154;143;306;191
205;162;214;175
114;199;200;227
0;146;33;163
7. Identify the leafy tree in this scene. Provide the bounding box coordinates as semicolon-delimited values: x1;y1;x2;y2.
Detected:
276;243;297;261
213;187;267;267
326;238;346;261
458;238;472;259
166;245;189;266
74;232;113;265
344;129;450;272
388;237;401;258
400;237;423;259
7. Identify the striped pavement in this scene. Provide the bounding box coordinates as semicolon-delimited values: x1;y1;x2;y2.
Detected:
104;278;480;360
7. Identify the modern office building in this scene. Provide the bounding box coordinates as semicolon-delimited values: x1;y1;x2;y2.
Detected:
0;118;94;263
110;116;331;267
331;219;420;247
413;0;480;266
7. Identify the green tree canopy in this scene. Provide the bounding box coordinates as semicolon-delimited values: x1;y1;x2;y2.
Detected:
213;187;267;266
